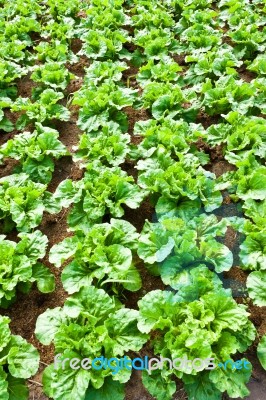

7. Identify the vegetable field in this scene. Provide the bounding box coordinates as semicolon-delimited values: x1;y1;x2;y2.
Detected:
0;0;266;399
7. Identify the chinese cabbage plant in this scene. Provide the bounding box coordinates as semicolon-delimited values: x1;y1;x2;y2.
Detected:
0;315;40;400
0;230;54;308
138;273;256;400
53;162;146;232
49;219;141;294
35;286;148;400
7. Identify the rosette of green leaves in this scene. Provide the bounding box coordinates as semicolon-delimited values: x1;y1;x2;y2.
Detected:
0;0;42;19
229;23;266;58
248;54;266;75
240;223;266;272
204;112;266;163
131;118;207;163
137;283;256;400
137;58;183;87
31;62;75;91
249;77;266;114
216;156;266;306
79;3;130;30
201;76;256;115
221;154;266;211
0;230;54;307
134;28;179;60
232;158;266;272
141;82;198;122
138;214;233;286
0;9;40;63
12;89;70;129
246;270;266;307
132;6;175;30
243;193;266;227
176;8;219;34
49;218;141;294
136;149;222;213
239;222;266;306
184;45;242;84
236;165;266;203
53;162;146;232
0;173;60;232
73;82;137;133
0;108;14;133
46;0;81;18
179;24;222;53
35;286;148;400
0;61;28;85
0;124;69;183
73;122;130;167
83;60;128;87
40;17;77;41
78;28;131;60
34;40;78;63
0;39;34;64
0;315;40;399
218;0;263;29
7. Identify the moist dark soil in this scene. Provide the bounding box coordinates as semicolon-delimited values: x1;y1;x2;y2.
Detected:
236;66;257;83
172;54;187;66
122;63;139;89
0;158;20;178
124;106;150;135
196;111;221;128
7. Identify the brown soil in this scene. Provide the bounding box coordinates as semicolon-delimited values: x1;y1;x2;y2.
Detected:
248;302;266;334
0;158;20;178
70;38;83;55
224;266;247;285
210;160;236;177
124;42;138;53
122;63;139;89
221;36;234;46
17;73;37;98
66;55;89;77
65;76;84;95
125;370;155;400
172;54;187;66
196;110;221;128
124;106;150;135
195;138;225;162
237;66;257;83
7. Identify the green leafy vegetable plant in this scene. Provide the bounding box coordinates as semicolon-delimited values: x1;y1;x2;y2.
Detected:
138;277;256;400
138;213;233;284
53;162;146;231
0;173;60;232
0;124;69;183
136;149;222;213
0;315;40;400
49;218;141;294
35;286;148;400
73;122;130;167
31;62;75;91
0;230;54;308
12;89;70;128
257;335;266;370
